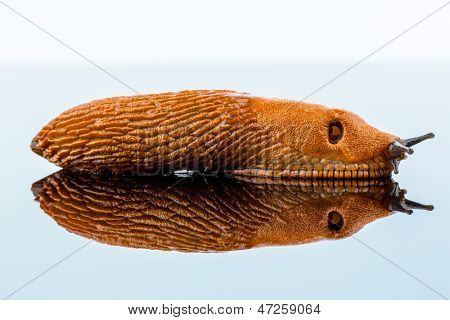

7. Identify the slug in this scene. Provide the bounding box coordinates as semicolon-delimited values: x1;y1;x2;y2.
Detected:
31;90;434;178
32;171;432;252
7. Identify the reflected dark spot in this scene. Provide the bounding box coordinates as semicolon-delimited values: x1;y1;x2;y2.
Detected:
327;211;344;231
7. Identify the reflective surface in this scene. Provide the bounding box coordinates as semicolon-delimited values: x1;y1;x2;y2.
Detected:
0;64;449;299
33;171;428;253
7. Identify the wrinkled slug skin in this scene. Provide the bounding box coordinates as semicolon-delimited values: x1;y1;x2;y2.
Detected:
33;171;392;252
32;90;397;177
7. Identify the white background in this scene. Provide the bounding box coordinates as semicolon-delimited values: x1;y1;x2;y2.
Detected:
1;0;449;64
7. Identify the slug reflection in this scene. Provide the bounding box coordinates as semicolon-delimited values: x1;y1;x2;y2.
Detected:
32;171;433;253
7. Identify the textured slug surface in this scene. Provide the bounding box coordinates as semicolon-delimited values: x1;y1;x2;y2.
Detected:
32;90;397;178
33;171;393;252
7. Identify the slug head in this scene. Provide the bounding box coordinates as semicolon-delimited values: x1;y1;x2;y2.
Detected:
251;98;434;175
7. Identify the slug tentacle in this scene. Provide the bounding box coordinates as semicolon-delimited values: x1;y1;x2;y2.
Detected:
31;90;434;178
386;133;435;174
400;133;435;147
388;140;414;158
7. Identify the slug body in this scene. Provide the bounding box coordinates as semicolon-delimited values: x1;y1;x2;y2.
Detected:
32;171;432;252
31;90;433;178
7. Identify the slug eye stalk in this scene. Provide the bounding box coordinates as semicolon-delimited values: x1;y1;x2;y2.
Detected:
400;132;435;147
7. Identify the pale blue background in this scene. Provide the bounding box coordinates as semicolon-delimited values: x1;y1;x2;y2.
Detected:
0;63;448;299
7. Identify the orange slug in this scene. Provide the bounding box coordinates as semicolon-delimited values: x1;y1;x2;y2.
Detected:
32;171;433;252
31;90;434;178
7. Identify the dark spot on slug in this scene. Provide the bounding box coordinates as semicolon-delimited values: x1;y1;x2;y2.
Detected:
328;121;343;144
30;139;43;157
327;211;344;231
